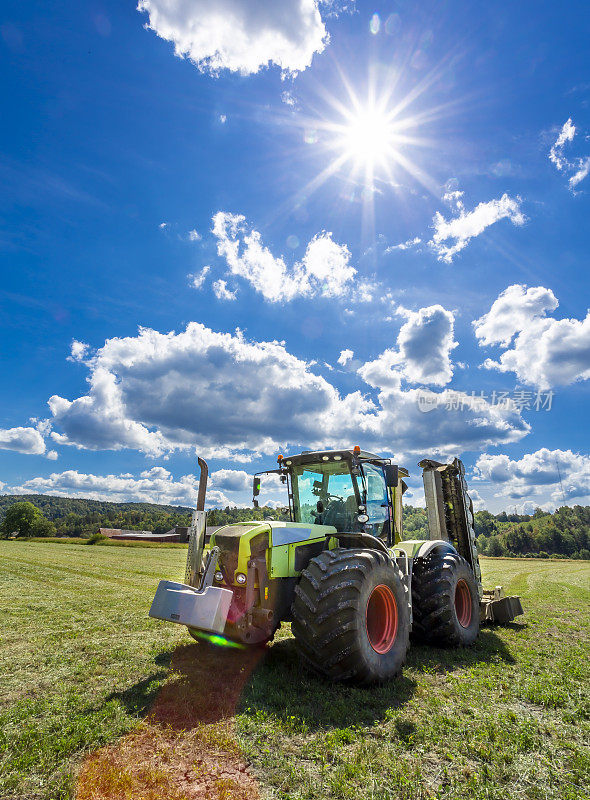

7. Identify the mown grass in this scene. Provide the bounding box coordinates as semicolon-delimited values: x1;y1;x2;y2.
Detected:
0;541;187;798
22;536;189;548
0;541;588;800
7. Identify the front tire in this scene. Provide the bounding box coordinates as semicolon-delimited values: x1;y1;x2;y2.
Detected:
291;548;410;683
412;548;479;646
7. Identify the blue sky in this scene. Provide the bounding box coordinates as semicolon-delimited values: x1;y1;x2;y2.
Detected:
1;0;589;513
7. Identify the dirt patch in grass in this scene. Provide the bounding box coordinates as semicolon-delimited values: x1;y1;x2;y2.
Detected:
76;643;265;800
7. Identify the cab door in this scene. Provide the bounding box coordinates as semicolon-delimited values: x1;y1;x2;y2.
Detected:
361;464;390;541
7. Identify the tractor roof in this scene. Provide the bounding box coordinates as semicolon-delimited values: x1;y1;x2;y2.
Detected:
282;448;385;466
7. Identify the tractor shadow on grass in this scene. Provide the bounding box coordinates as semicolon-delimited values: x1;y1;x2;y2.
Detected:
109;625;520;733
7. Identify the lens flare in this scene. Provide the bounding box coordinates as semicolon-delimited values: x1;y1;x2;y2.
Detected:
190;629;245;649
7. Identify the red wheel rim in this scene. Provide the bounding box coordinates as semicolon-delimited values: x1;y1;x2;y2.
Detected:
366;584;398;654
455;579;472;628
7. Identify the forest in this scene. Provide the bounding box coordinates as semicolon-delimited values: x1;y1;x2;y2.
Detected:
0;494;588;558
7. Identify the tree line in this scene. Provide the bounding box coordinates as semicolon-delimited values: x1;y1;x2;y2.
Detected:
0;495;288;539
0;494;588;559
473;506;590;559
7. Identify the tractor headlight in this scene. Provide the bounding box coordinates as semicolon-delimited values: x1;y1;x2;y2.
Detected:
214;571;223;582
235;572;247;585
357;513;369;524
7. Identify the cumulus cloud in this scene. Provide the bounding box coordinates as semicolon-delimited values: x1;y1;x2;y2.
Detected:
358;304;458;389
474;284;590;388
430;192;526;263
337;349;354;366
69;340;90;362
12;467;231;508
475;448;590;506
210;468;252;492
212;212;356;303
45;320;529;462
0;426;47;456
137;0;328;76
211;468;282;496
549;118;590;191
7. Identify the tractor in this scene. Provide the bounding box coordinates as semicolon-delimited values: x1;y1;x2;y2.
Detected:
150;447;522;683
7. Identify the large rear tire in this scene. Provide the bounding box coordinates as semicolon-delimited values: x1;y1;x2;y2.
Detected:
412;548;479;646
291;548;410;683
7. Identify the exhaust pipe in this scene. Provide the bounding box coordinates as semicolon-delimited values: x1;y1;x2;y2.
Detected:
185;457;208;587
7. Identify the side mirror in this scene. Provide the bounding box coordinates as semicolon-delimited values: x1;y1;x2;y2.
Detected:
384;464;399;488
252;476;261;507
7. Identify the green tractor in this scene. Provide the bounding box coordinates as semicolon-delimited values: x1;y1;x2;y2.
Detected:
150;447;522;683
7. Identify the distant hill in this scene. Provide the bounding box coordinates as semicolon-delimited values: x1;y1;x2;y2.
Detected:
0;494;192;521
0;494;286;537
0;494;193;537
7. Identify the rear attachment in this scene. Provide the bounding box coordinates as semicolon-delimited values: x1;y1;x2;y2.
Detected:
420;458;523;625
480;586;524;624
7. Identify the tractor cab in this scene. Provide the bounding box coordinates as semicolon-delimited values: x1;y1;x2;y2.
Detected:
253;447;409;546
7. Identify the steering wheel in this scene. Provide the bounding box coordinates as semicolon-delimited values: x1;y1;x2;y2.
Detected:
322;497;348;528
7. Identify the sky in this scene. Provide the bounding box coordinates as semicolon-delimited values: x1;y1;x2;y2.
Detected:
1;0;589;514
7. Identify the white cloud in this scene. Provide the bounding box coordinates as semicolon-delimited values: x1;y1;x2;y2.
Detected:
430;193;526;263
549;118;576;170
212;211;356;303
549;118;590;191
187;228;202;241
210;468;282;496
474;284;590;388
281;90;298;108
0;426;47;456
569;158;590;190
137;0;328;76
11;467;232;508
46;450;58;461
337;349;354;366
189;265;210;290
385;236;421;252
213;278;237;301
159;222;168;229
473;284;558;349
358;304;458;388
69;340;90;362
45;321;529;462
210;468;251;492
475;448;590;507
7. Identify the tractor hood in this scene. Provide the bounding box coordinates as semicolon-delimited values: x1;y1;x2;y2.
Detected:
210;520;336;584
212;520;335;549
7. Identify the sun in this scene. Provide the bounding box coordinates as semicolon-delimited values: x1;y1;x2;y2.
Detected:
339;105;401;171
270;66;445;241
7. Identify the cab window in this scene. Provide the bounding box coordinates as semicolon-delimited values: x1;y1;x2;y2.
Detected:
362;463;389;539
291;461;359;532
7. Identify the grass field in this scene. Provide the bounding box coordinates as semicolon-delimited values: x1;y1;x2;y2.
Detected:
0;541;588;800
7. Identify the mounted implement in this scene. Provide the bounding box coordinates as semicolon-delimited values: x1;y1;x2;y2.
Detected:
150;448;522;683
